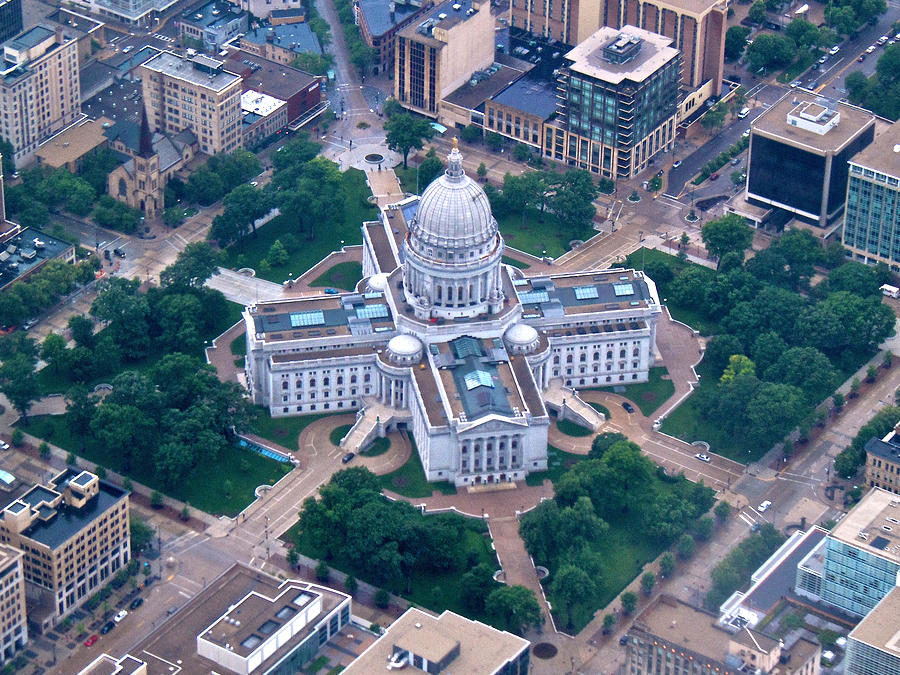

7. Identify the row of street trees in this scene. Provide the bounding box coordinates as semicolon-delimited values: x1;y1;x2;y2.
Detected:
331;0;375;74
0;257;99;328
847;43;900;120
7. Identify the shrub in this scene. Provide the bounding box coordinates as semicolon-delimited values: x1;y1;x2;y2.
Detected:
375;588;390;608
315;560;330;582
39;442;51;459
10;429;23;446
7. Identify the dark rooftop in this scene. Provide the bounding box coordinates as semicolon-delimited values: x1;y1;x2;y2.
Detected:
491;77;559;120
0;227;74;291
241;23;321;55
226;51;318;101
357;0;421;37
271;8;306;19
181;0;244;28
865;435;900;462
742;528;827;614
79;61;118;97
444;62;531;112
5;25;53;51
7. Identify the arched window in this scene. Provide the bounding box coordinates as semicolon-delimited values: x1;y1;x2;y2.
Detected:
118;178;127;197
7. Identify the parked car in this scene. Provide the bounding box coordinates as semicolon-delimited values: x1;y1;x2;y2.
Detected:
84;634;99;647
828;45;840;55
324;288;340;295
790;80;802;88
114;609;128;623
858;55;866;61
866;45;877;53
757;500;772;513
113;248;126;258
621;402;635;413
129;597;144;610
341;452;355;464
672;160;682;168
694;453;711;463
709;173;719;181
0;441;9;451
22;319;37;330
817;55;828;64
656;169;664;177
737;107;750;119
878;35;889;46
100;622;115;635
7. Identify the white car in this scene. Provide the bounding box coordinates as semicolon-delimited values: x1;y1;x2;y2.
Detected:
866;45;877;54
672;160;682;168
0;441;8;451
114;610;128;623
828;45;840;55
694;453;711;463
757;500;772;513
790;80;802;88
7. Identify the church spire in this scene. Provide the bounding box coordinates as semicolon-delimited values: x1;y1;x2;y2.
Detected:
138;106;153;159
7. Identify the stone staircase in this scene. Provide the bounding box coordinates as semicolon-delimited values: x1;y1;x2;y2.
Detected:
543;379;605;431
340;399;412;453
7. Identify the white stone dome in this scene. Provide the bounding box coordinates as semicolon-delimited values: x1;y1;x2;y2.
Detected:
387;334;423;365
409;143;497;250
504;323;540;355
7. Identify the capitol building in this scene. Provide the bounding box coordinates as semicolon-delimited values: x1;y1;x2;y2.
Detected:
243;142;662;486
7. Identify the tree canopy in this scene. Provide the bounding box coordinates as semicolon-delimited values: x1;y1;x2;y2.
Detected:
385;113;435;169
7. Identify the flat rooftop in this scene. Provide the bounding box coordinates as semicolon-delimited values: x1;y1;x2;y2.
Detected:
241;22;321;55
830;487;900;565
226;50;317;100
343;608;529;675
35;117;113;168
140;51;241;92
752;91;875;154
357;0;421;37
5;25;53;51
443;61;531;112
491;76;559;120
250;291;395;341
514;269;654;319
849;585;900;656
181;0;243;28
0;227;74;292
564;26;678;85
400;0;480;46
850;121;900;179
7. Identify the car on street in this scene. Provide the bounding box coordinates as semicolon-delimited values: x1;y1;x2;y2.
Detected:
790;80;801;88
672;160;682;168
100;622;115;635
869;44;880;52
0;441;9;451
858;55;866;61
22;319;37;330
84;634;99;647
709;173;719;181
114;248;126;258
757;500;772;513
122;45;133;54
828;45;840;55
114;609;128;623
324;288;340;294
742;129;750;138
341;452;355;464
129;597;143;610
694;453;711;463
878;35;889;46
621;402;635;413
737;107;750;119
655;169;664;177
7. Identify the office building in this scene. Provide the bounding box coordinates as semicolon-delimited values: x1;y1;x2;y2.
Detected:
69;0;176;27
821;487;900;619
0;26;81;168
394;0;494;118
845;585;900;675
344;607;531;674
626;594;821;675
78;562;351;675
0;0;21;45
239;23;322;66
842;123;900;271
358;0;425;76
227;0;302;21
0;469;130;631
180;0;248;53
545;26;681;179
240;89;287;146
245;143;661;486
138;51;243;155
510;0;726;96
746;92;875;229
864;425;900;496
0;545;26;666
485;76;559;148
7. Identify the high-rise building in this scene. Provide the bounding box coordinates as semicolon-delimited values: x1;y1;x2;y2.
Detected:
510;0;726;96
0;469;130;632
544;25;681;179
0;26;80;168
0;544;26;667
394;0;494;118
68;0;177;27
746;92;876;229
138;51;243;155
0;0;22;45
845;585;900;675
842;123;900;272
820;487;900;619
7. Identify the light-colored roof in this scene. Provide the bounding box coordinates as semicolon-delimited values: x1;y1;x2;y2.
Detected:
387;333;422;356
850;121;900;179
140;51;240;92
564;26;679;85
241;89;285;117
830;487;900;565
34;117;113;168
751;91;875;155
848;585;900;656
343;608;529;675
504;322;538;346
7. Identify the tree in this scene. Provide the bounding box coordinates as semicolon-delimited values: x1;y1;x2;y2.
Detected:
477;162;488;181
725;26;752;60
825;3;857;34
833;392;846;411
676;533;696;559
292;51;334;76
286;548;299;568
694;516;715;541
68;315;95;350
460;563;495;612
345;575;358;595
720;354;756;384
41;333;68;372
417;151;444;188
715;501;731;522
266;240;289;267
640;572;656;596
130;517;155;551
374;588;390;608
485;585;542;635
315;560;330;582
621;590;638;615
748;0;767;23
0;353;39;422
602;613;616;634
785;18;820;49
39;443;51;460
704;334;745;378
701;103;727;132
747;34;798;73
160;242;220;288
702;214;753;269
590;432;627;459
550;565;595;629
659;552;675;578
384;113;435;169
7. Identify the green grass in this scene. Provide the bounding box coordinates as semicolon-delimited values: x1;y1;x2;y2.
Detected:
590;366;675;416
304;655;329;674
19;414;290;516
778;50;816;83
378;435;456;497
330;424;352;447
222;169;376;283
624;247;690;273
363;436;390;456
309;261;363;291
502;255;531;269
525;445;585;486
556;419;594;437
497;210;592;258
394;165;417;191
589;402;611;418
230;333;246;357
250;409;338;450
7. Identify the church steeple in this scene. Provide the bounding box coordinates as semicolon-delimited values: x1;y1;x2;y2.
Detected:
138;106;153;159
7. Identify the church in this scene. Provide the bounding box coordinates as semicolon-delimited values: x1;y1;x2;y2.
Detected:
243;142;662;486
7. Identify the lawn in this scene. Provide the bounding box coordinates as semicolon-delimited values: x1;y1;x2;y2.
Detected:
330;424;352;446
309;261;362;291
222;169;376;283
363;436;390;456
525;445;585;486
250;408;338;451
502;255;530;269
591;366;675;416
497;209;592;258
589;402;611;418
556;419;593;437
377;435;456;497
778;50;817;83
19;415;290;516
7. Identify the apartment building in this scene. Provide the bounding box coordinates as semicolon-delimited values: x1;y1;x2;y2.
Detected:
138;51;243;155
0;469;130;632
545;25;681;179
239;23;322;66
842;122;900;271
394;0;494;118
0;25;81;168
0;545;26;666
510;0;726;96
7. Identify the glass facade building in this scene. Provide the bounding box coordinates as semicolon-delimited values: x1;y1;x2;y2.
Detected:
0;0;22;45
822;536;900;618
843;156;900;272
